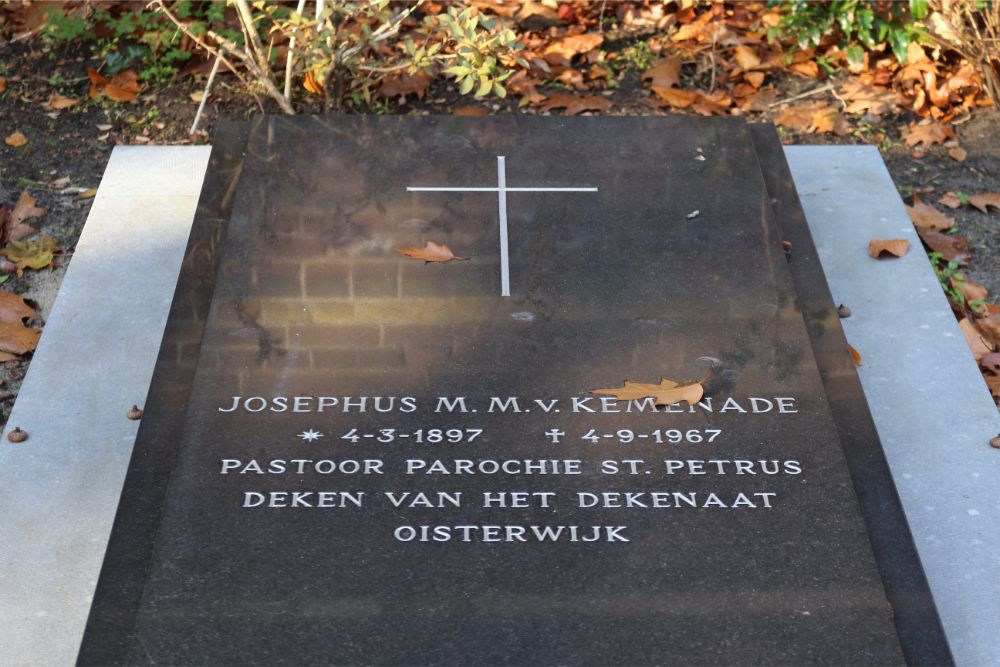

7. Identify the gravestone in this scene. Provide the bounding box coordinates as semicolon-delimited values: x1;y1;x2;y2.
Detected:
78;117;951;665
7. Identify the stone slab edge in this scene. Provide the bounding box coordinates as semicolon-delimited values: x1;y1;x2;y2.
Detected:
0;145;211;667
786;145;1000;667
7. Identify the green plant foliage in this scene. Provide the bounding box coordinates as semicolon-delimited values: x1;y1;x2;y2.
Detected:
431;6;526;98
766;0;928;64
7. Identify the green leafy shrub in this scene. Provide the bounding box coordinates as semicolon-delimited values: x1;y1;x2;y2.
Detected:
767;0;929;64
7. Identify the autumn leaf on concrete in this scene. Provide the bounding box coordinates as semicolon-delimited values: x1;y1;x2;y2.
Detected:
902;121;954;148
0;291;37;324
968;193;1000;214
868;239;909;258
849;344;862;366
4;131;28;148
0;322;41;356
591;377;704;407
642;56;682;89
906;195;954;232
396;240;468;264
1;236;60;276
538;92;613;116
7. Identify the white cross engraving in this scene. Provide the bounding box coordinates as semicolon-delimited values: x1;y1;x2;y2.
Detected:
407;156;598;296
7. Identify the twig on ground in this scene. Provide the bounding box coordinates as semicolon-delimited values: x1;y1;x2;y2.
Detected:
768;83;836;108
190;54;222;135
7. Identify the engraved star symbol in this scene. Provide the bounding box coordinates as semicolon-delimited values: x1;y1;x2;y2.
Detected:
297;429;324;442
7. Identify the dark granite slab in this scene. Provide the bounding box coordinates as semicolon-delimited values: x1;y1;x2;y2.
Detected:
80;116;946;666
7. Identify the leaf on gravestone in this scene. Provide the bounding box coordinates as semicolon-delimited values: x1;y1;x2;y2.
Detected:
543;33;603;65
46;93;79;109
396;241;468;264
938;191;963;208
902;121;954;148
959;318;993;360
0;291;37;324
591;377;704;407
849;344;862;366
538;92;613;116
968;193;1000;214
733;45;761;70
916;227;969;264
641;57;682;89
906;196;954;231
0;321;41;356
868;239;909;259
1;236;60;276
5;131;28;148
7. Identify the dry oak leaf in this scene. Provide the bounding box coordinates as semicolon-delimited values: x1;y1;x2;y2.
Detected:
960;318;993;361
0;291;37;324
733;45;762;71
938;191;963;208
651;87;699;108
868;239;909;259
396;241;468;264
591;378;704;407
87;68;141;102
543;33;603;65
538;92;612;116
917;228;969;265
0;322;41;356
641;56;682;89
4;131;28;148
840;81;901;115
1;236;60;276
968;193;1000;214
902;121;954;148
3;191;45;244
906;196;954;232
46;93;78;110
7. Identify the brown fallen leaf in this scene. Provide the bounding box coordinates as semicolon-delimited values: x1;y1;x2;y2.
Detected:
0;322;41;356
452;106;489;116
986;374;1000;400
543;33;603;64
906;196;954;232
733;45;761;70
938;191;963;208
956;278;989;304
744;71;766;88
902;121;954;148
916;227;969;264
868;239;909;258
948;146;967;162
591;377;704;407
538;92;612;116
2;191;45;245
0;291;37;324
811;108;851;136
774;106;816;131
977;305;1000;347
303;69;323;94
5;131;28;148
77;188;98;200
849;344;862;366
642;56;682;89
47;93;79;110
1;236;60;276
0;77;6;94
396;240;468;264
651;86;698;108
960;318;993;360
87;68;141;102
979;351;1000;374
968;193;1000;214
378;72;431;101
789;60;820;78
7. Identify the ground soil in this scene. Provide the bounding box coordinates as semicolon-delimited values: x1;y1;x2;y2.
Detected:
1;40;998;427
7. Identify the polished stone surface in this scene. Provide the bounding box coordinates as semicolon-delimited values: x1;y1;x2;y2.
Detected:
80;118;927;665
0;146;212;667
787;145;1000;667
